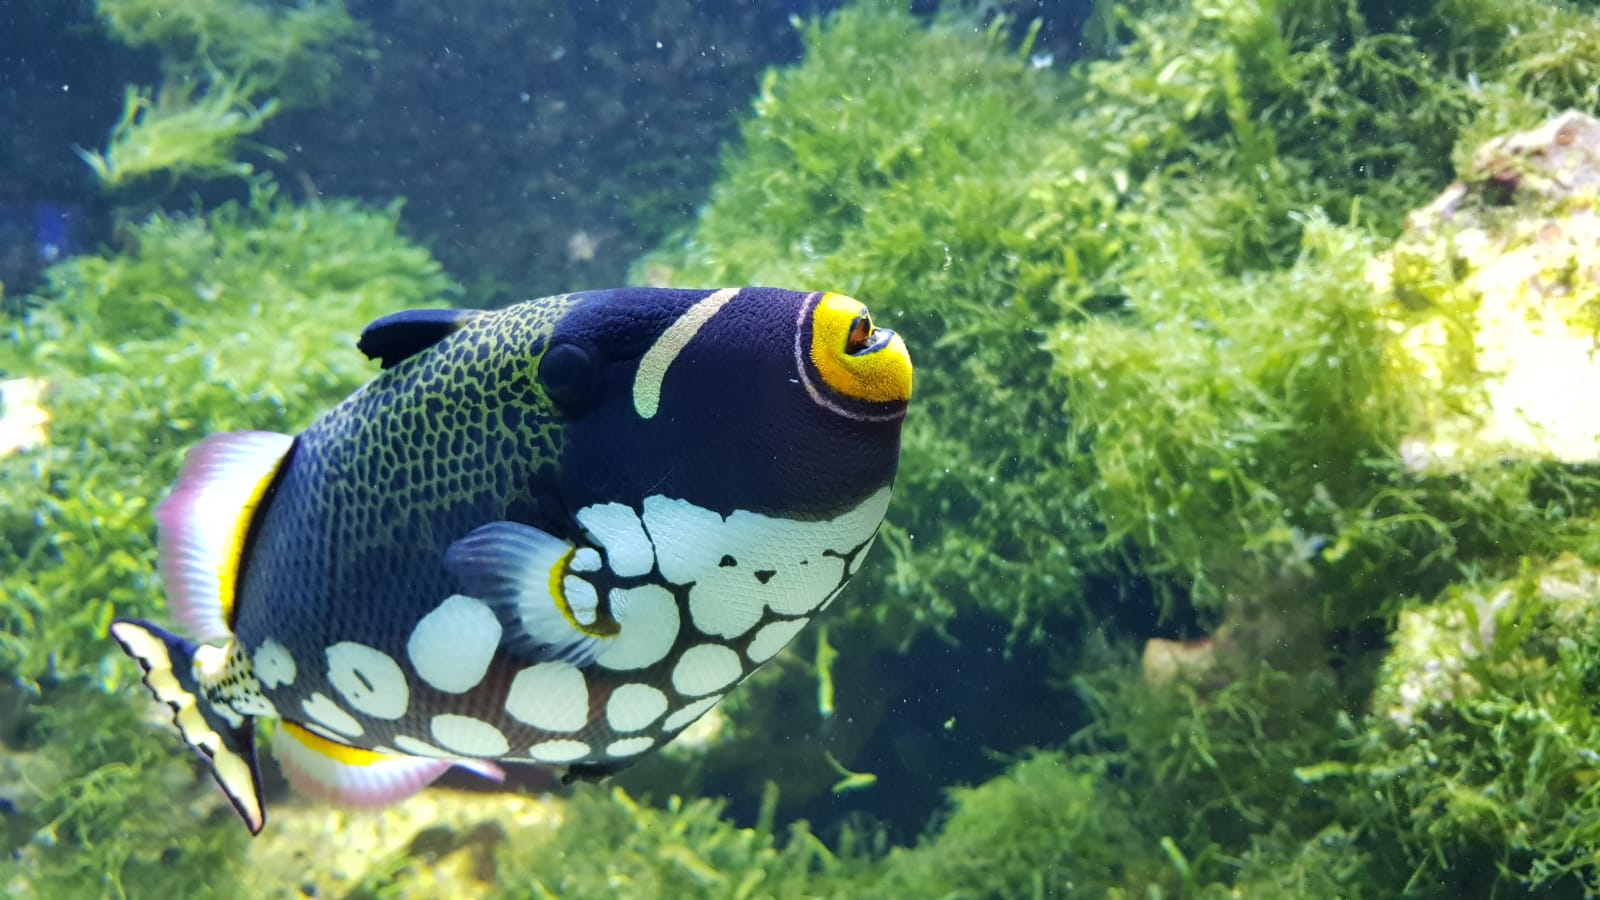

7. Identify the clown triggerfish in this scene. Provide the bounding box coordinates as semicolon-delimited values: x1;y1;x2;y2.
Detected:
110;287;912;834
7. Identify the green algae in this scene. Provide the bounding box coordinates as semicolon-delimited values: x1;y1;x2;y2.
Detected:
77;78;281;188
871;752;1173;898
492;785;857;900
630;1;1600;896
640;0;1600;645
1307;555;1600;893
95;0;362;108
81;0;363;188
639;4;1110;643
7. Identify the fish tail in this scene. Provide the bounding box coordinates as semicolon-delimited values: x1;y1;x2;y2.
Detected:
109;618;267;834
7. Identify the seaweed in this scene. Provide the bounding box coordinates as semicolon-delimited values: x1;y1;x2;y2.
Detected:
76;78;281;188
639;4;1111;644
631;1;1600;896
872;752;1174;898
639;0;1600;646
80;0;364;189
491;784;863;900
95;0;363;108
1306;555;1600;893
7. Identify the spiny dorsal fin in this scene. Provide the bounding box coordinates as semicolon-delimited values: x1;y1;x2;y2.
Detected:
357;308;484;369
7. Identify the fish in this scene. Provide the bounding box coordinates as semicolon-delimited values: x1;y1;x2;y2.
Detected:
109;286;912;834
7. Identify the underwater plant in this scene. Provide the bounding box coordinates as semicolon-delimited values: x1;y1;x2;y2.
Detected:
635;0;1600;895
94;0;362;108
643;0;1600;647
1309;555;1600;893
81;0;363;188
76;78;281;188
492;784;861;899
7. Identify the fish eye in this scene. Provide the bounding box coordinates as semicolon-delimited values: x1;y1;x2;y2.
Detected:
806;292;912;405
538;342;597;414
846;311;874;355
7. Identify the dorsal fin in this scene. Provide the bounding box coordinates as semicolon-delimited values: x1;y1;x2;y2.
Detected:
357;308;483;369
155;431;295;641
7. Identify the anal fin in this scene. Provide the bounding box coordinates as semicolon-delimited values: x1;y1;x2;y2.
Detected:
274;722;505;809
109;619;266;834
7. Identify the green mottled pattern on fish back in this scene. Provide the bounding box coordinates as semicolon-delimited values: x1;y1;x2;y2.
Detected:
231;295;578;687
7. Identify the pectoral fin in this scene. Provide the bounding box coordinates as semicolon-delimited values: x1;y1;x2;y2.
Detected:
444;521;607;665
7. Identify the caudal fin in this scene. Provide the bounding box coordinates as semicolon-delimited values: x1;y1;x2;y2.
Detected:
109;618;267;834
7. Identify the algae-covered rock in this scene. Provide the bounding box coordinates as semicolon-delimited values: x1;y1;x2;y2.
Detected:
493;784;855;900
0;377;50;459
1385;110;1600;470
252;789;560;897
872;753;1171;899
1349;555;1600;891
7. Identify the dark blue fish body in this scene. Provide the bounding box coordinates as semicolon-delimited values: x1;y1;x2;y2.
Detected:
111;287;912;832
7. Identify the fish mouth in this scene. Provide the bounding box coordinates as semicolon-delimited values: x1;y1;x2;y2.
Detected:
849;326;900;357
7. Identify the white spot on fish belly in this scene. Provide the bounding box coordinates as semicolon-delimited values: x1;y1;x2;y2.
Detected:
570;547;603;572
663;693;724;733
505;661;589;732
562;575;599;626
671;644;742;696
302;692;364;738
745;617;810;664
408;594;502;693
595;584;680;671
529;738;591;763
640;486;892;640
393;734;455;758
606;736;656;758
326;641;408;720
253;639;296;689
431;714;510;757
605;683;668;732
576;502;655;577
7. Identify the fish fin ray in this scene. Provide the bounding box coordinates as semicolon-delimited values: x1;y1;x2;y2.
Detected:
444;521;602;666
109;619;266;834
273;722;505;809
357;308;484;369
155;431;294;642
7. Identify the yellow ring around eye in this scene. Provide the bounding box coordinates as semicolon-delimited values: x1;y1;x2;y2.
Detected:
809;292;913;403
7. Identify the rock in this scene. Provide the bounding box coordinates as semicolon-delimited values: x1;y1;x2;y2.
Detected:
1381;110;1600;470
0;377;50;458
246;787;561;897
1141;636;1224;691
